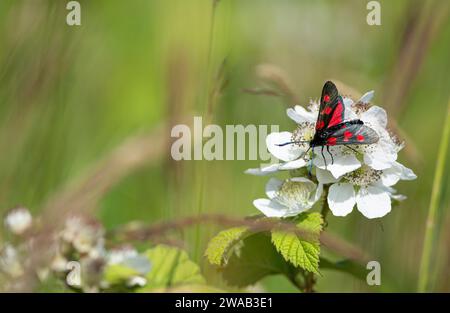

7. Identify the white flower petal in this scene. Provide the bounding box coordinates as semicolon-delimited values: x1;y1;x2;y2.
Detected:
312;146;335;166
245;163;281;176
265;178;283;199
266;132;304;162
343;97;358;120
314;148;361;178
397;162;417;180
288;204;312;215
289;177;321;208
328;183;356;217
286;108;303;124
279;158;307;170
343;97;354;106
345;109;358;121
380;161;416;186
286;105;317;124
358;90;375;104
377;184;407;201
313;183;324;203
356;186;391;219
361;105;387;128
375;183;396;193
380;169;400;187
315;168;339;184
253;199;289;218
390;194;407;201
290;176;316;186
289;177;310;183
364;138;397;170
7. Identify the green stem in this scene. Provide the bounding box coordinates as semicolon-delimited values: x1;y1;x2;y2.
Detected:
289;273;305;292
320;185;330;228
418;99;450;292
193;0;219;260
302;185;330;293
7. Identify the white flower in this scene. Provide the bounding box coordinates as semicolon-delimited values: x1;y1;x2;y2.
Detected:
4;207;32;235
107;246;138;265
246;92;382;177
318;161;416;219
247;85;416;221
107;246;151;276
244;159;308;176
126;276;147;288
253;177;322;218
345;93;403;170
61;216;104;254
312;145;362;179
267;131;305;162
0;244;23;277
50;253;68;273
270;91;402;177
244;131;309;176
282;100;363;178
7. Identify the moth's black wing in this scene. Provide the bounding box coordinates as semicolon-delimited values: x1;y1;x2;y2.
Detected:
327;123;379;145
316;81;345;131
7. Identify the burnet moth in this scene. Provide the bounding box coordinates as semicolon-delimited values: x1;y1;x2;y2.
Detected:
278;81;379;174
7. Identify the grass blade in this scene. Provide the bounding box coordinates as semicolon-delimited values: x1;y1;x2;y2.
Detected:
418;98;450;292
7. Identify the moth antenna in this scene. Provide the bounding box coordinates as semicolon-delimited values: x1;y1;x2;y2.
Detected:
276;140;309;147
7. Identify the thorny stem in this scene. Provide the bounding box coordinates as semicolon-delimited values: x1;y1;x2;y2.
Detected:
109;212;369;262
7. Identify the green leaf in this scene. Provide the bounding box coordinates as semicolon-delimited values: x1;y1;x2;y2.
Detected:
139;245;205;291
271;212;323;274
150;284;227;293
205;226;250;266
320;257;367;281
221;232;296;287
104;264;140;286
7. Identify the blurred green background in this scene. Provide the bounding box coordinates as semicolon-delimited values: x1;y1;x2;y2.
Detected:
0;0;449;292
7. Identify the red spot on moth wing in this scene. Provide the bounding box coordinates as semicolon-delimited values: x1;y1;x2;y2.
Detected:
323;94;330;102
322;106;332;114
343;131;353;141
327;137;337;145
316;120;325;130
327;100;343;128
357;135;365;141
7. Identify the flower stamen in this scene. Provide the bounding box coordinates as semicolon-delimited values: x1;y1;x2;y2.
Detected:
275;180;315;208
343;165;382;186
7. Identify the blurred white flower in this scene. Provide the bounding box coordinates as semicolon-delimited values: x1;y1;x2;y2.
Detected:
107;246;151;276
317;161;416;219
61;216;104;254
0;244;23;278
4;207;32;235
107;246;138;265
126;276;147;287
50;253;68;273
79;257;104;291
253;177;322;218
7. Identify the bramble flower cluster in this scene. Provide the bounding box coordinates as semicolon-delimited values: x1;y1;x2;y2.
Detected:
246;89;416;219
0;208;151;292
